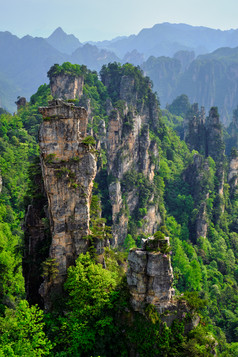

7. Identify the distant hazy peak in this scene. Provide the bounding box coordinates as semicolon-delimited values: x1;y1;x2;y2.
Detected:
48;27;67;38
46;27;82;55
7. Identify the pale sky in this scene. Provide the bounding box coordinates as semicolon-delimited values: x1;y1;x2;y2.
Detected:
1;0;238;41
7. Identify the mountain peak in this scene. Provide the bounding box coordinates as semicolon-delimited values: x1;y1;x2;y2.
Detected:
48;27;67;39
46;27;81;55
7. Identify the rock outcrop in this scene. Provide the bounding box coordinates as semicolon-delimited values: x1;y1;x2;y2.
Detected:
184;154;211;240
50;73;84;100
102;72;162;246
127;236;200;331
38;99;97;306
228;151;238;196
184;105;225;163
184;104;206;154
127;237;174;313
15;97;26;111
184;106;226;237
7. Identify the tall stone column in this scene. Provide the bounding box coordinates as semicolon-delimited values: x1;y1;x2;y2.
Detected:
38;99;97;308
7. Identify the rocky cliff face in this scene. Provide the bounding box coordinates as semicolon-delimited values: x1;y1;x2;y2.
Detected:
127;236;200;330
228;152;238;196
184;106;226;238
15;96;27;111
38;99;97;306
127;237;174;313
184;105;225;162
184;104;206;154
206;107;225;163
50;73;84;100
103;74;162;246
184;154;211;240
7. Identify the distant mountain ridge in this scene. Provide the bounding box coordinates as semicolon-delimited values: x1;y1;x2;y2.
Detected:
92;22;238;59
1;23;238;122
0;29;119;112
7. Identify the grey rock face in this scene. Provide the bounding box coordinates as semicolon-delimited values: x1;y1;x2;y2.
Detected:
38;99;97;307
127;236;200;332
15;97;27;111
127;237;175;313
196;202;208;239
105;77;162;246
50;74;84;100
228;155;238;195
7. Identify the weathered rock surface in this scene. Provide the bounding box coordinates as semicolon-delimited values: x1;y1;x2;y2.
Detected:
228;153;238;195
127;237;175;313
38;99;97;306
206;107;225;163
50;73;84;100
184;107;225;238
127;236;200;331
15;97;27;111
184;154;210;240
184;104;206;154
103;75;162;246
184;105;225;163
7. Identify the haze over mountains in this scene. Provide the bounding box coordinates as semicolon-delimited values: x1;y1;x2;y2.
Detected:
1;23;238;123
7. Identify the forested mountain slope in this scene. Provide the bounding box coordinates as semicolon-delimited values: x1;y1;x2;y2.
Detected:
0;62;237;356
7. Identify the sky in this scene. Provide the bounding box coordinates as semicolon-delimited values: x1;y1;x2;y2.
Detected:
1;0;238;42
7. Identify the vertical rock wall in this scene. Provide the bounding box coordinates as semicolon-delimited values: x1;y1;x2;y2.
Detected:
228;152;238;196
50;73;84;100
127;237;175;313
38;99;97;305
104;76;162;246
184;106;225;238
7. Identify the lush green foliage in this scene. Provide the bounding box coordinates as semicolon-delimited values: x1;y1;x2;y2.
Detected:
167;94;191;118
100;62;152;105
47;63;87;79
0;300;52;356
52;253;118;356
0;61;237;356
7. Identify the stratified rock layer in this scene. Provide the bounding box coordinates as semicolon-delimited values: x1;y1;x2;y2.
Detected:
127;237;175;313
50;73;84;100
38;99;97;305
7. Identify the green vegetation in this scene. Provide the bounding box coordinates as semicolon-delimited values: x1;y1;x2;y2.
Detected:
0;61;237;356
0;300;53;356
47;62;87;79
100;62;153;105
